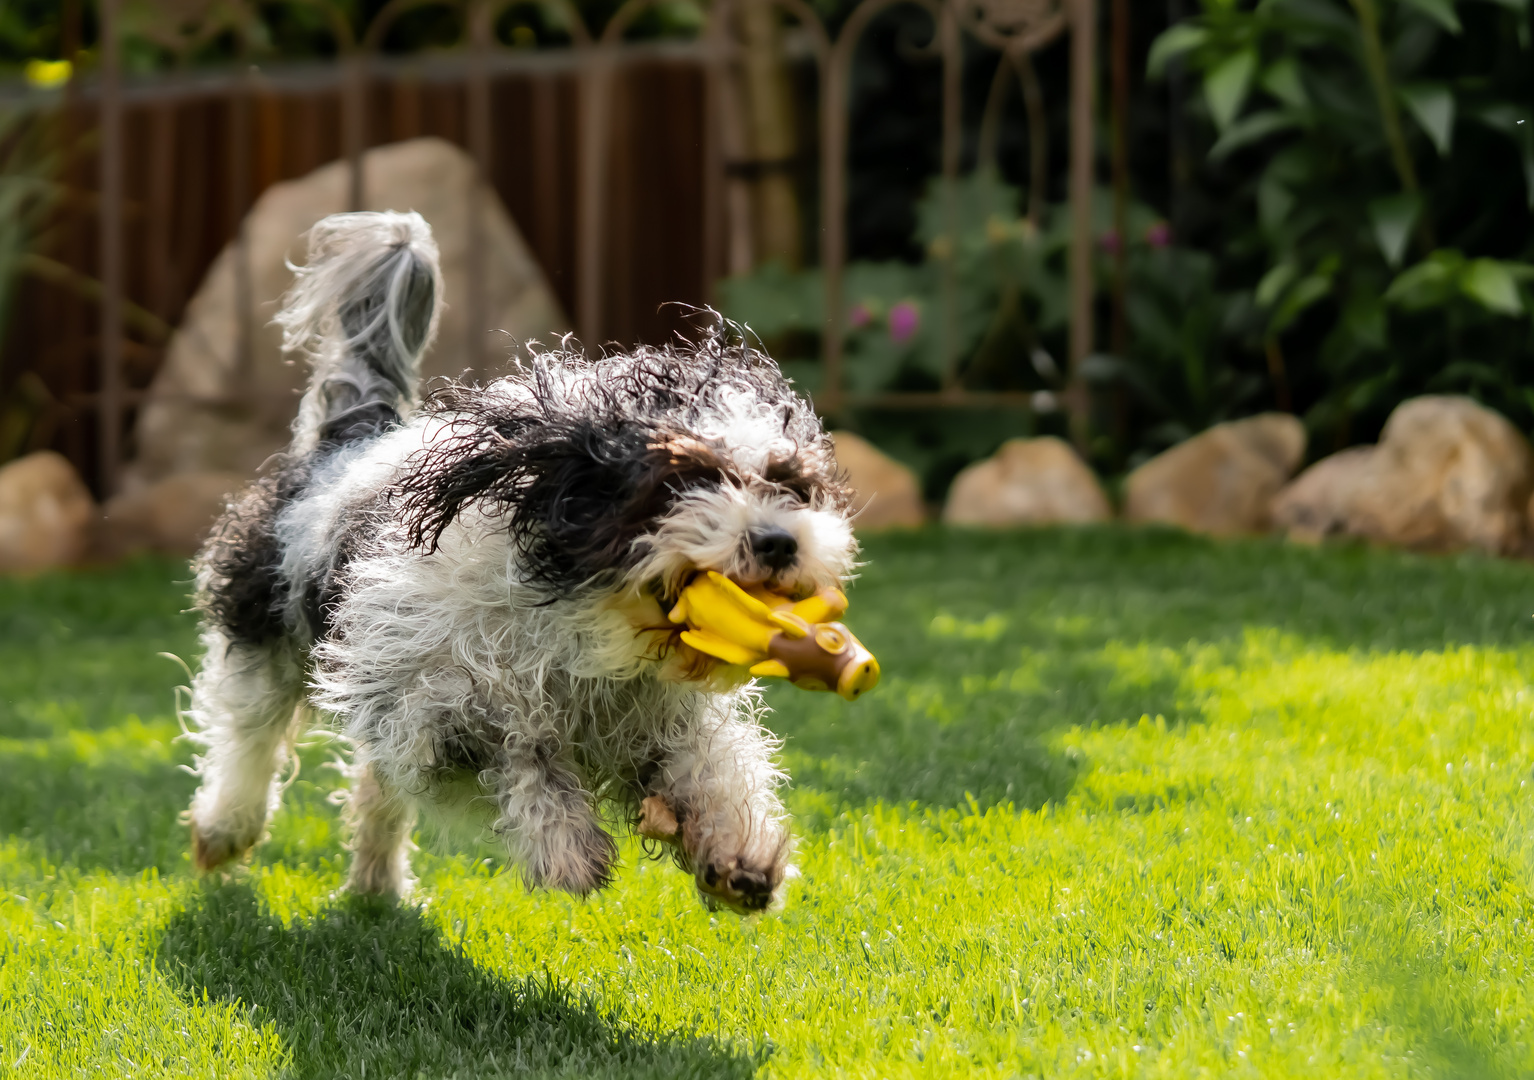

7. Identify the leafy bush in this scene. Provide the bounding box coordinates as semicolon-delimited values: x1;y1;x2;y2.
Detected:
1152;0;1534;448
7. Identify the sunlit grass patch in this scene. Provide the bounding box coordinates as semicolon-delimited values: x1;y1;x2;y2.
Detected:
3;533;1534;1077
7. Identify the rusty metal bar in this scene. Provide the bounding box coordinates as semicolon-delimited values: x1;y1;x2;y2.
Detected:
1014;48;1047;224
1110;0;1129;358
231;64;255;388
1067;0;1095;449
576;50;610;349
576;0;672;351
342;52;366;210
467;0;493;373
705;0;829;285
531;73;560;263
147;102;177;321
707;25;759;276
98;0;124;497
937;1;961;390
821;0;946;416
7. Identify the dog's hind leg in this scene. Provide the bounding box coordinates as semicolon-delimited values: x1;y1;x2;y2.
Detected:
649;699;791;913
187;631;306;871
487;738;617;895
345;761;416;896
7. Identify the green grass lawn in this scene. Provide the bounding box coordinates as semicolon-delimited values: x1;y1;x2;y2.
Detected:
4;528;1534;1078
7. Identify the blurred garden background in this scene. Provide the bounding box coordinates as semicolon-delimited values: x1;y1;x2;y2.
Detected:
0;0;1530;540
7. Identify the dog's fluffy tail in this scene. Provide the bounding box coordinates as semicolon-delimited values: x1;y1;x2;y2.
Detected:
280;210;443;453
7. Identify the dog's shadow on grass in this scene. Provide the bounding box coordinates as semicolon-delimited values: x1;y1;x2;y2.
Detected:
770;647;1186;821
157;883;760;1080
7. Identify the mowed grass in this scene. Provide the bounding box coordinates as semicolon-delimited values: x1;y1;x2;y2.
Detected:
4;529;1534;1078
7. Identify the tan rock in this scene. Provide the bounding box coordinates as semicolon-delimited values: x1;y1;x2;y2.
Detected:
1272;395;1534;555
830;431;925;529
943;436;1110;526
100;471;247;558
0;451;96;574
1124;413;1306;536
128;137;569;487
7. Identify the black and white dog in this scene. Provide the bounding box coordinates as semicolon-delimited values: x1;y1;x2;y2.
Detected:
185;211;857;912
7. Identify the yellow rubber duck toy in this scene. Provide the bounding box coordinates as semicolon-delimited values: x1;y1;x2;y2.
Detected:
667;571;881;701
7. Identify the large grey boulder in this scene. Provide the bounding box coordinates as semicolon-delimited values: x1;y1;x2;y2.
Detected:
126;137;569;489
830;431;925;530
1124;413;1306;536
1272;395;1534;555
943;437;1110;526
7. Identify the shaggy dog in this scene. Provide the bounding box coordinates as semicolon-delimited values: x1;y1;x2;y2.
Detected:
185;211;856;912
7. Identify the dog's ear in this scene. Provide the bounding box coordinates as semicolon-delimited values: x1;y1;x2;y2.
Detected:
394;391;730;593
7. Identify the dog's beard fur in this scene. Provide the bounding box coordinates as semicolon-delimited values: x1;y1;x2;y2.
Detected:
184;210;857;914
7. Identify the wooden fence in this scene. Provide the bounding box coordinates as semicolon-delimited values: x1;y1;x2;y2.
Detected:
3;45;714;494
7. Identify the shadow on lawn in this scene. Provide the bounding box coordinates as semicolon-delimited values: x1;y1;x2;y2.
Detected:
157;883;762;1080
764;526;1534;819
771;645;1185;819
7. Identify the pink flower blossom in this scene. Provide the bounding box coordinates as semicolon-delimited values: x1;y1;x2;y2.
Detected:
1145;221;1172;248
848;302;873;329
888;300;920;343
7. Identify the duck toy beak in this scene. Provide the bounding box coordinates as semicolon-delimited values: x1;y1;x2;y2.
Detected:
667;571;881;701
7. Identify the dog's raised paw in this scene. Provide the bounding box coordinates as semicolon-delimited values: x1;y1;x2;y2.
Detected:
189;821;255;872
698;857;778;913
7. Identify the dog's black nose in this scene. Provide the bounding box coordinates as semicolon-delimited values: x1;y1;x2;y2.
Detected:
750;527;799;571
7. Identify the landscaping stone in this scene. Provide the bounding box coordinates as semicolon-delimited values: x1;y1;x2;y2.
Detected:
0;450;96;574
100;471;246;559
127;136;569;488
942;436;1110;526
830;431;925;529
1124;413;1306;536
1271;395;1534;555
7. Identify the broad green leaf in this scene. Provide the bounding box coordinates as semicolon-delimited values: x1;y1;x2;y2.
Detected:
1385;250;1464;309
1461;259;1524;315
1260;57;1309;108
1258;174;1296;232
1204;50;1258;132
1256;262;1299;308
1368;193;1422;268
1147;24;1209;78
1398;0;1462;32
1481;0;1527;10
1209;110;1302;160
1399;83;1455;155
1271;274;1332;334
1341;294;1388;349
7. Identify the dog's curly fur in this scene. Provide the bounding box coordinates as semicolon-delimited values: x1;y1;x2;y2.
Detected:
184;210;857;912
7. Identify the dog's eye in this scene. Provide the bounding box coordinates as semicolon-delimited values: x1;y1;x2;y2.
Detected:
763;459;817;505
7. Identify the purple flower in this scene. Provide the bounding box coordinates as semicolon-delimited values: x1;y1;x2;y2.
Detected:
848;302;873;330
1145;221;1173;248
888;300;920;344
1097;230;1122;255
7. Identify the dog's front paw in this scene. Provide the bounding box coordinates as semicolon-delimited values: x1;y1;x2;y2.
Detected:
189;819;258;872
682;817;790;913
696;854;783;913
522;820;618;896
